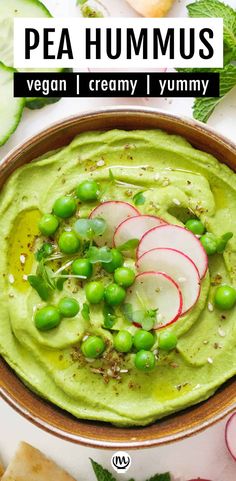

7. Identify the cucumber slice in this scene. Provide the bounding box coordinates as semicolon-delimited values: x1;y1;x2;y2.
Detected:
0;0;66;110
0;62;25;146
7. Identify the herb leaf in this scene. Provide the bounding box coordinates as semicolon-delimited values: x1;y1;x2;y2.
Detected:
103;305;117;329
28;275;51;301
87;246;112;264
117;238;139;252
122;303;134;322
35;242;54;261
133;191;146;206
74;218;107;240
187;0;236;52
90;459;116;481
193;64;236;122
145;474;171;481
81;303;90;321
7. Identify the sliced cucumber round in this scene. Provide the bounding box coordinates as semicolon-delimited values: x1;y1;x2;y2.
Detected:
0;0;66;110
0;62;25;146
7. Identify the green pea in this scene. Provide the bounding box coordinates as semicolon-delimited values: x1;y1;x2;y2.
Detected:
85;281;104;304
214;285;236;310
104;283;126;306
114;330;133;353
133;330;155;350
81;336;105;358
38;214;59;236
35;306;61;331
58;231;80;254
102;248;124;273
134;350;156;371
76;180;100;202
185;219;205;235
114;267;135;288
53;196;77;218
58;297;80;318
158;331;178;351
200;233;217;255
72;258;93;278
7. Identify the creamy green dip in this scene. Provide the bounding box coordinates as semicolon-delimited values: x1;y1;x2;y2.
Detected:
0;129;235;426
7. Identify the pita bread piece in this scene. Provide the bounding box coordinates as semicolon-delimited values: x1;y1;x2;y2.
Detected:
126;0;174;17
1;442;77;481
0;460;4;478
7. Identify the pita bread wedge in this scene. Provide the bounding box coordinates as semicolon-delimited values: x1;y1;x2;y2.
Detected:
126;0;174;17
1;442;77;481
0;461;4;478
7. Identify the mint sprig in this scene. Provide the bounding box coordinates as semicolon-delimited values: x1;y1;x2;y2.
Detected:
184;0;236;123
90;459;171;481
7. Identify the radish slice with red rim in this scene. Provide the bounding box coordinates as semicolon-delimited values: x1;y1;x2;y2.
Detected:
138;225;208;279
89;201;139;247
136;248;200;314
114;215;166;251
125;271;183;329
225;412;236;461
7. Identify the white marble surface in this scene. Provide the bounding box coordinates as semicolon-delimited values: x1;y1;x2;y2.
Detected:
0;1;235;480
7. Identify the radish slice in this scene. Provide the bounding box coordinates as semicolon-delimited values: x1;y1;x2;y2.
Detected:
114;215;166;250
137;248;200;314
187;479;212;481
89;201;139;247
138;225;208;279
125;271;183;329
225;413;236;461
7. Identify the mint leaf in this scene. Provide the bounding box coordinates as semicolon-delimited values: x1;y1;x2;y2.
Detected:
117;238;139;252
77;0;87;4
133;191;146;206
90;459;116;481
187;0;236;52
193;64;236;122
145;474;171;481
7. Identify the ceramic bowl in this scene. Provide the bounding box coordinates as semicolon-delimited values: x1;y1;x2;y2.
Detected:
0;107;235;449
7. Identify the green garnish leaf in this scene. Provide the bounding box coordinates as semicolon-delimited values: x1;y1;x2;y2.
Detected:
216;231;233;253
103;305;117;329
73;219;93;240
132;309;145;324
179;0;236;123
87;246;112;264
109;169;115;182
141;316;155;331
28;275;51;301
193;64;236;123
56;270;68;290
121;303;134;322
133;191;146;206
117;238;139;252
77;0;87;4
81;303;90;321
145;474;171;481
35;242;54;261
90;459;116;481
74;217;107;240
90;218;107;236
187;0;236;52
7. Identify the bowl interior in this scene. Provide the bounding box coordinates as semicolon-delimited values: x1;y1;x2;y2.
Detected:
0;108;235;448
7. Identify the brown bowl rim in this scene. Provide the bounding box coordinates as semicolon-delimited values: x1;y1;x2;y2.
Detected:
0;106;235;449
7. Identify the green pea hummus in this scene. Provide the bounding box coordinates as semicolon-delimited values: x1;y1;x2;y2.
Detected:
0;129;235;426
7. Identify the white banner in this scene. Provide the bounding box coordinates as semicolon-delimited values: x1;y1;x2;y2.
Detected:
14;17;223;69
